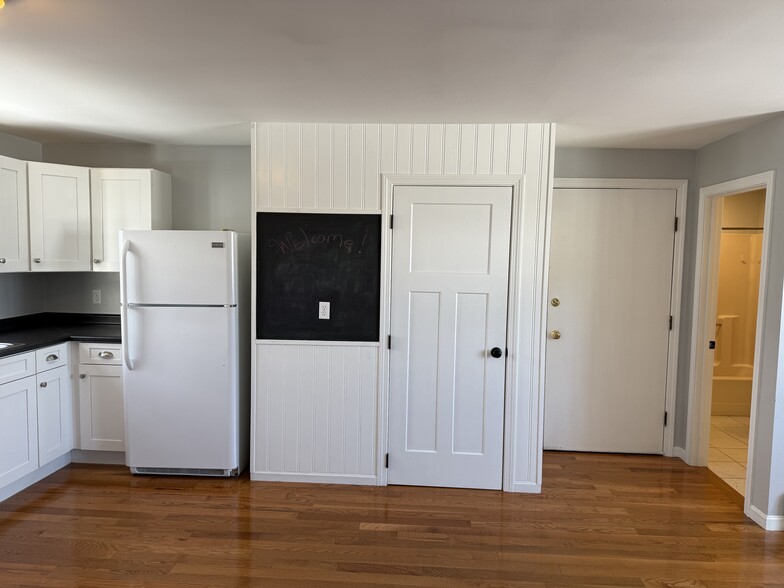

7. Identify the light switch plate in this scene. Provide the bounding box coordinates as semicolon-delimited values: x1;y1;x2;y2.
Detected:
319;301;330;320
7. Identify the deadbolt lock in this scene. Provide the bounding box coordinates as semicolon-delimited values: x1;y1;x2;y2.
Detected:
551;297;560;307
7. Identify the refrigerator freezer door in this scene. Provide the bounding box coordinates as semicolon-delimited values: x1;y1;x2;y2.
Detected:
120;230;237;306
123;306;239;471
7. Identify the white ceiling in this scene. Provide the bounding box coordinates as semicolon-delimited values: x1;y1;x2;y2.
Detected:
1;0;783;148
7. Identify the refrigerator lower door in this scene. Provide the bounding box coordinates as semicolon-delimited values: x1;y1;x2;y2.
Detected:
124;306;239;475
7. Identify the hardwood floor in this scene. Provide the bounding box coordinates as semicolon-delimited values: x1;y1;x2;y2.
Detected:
0;452;782;587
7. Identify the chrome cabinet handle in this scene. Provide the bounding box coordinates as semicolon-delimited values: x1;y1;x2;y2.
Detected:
46;354;59;362
0;258;6;264
34;258;42;263
94;259;101;264
40;381;47;388
79;374;86;379
98;351;114;359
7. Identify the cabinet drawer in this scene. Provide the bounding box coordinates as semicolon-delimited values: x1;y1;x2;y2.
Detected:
0;351;36;387
36;344;68;372
79;343;122;366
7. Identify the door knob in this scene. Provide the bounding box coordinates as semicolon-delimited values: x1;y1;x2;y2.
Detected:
551;297;560;307
550;330;562;340
490;347;503;358
40;381;47;388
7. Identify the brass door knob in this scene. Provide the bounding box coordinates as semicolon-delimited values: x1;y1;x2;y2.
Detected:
550;330;562;340
551;297;560;307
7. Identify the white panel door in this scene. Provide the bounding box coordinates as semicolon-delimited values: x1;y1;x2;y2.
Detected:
0;375;38;488
79;364;124;451
91;169;152;271
28;162;91;272
544;188;676;454
37;365;73;467
0;155;29;272
388;185;512;489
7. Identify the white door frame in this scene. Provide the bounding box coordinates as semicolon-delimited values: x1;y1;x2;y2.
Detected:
685;171;775;517
552;178;688;457
379;174;550;492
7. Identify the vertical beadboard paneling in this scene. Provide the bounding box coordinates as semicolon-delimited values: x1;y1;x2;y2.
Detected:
317;124;332;209
427;124;444;174
475;124;493;174
285;123;301;209
255;123;270;209
364;124;381;210
492;124;510;174
443;124;460;174
412;124;428;174
300;123;317;209
332;125;349;210
348;124;364;209
253;343;378;481
269;123;286;208
252;122;553;489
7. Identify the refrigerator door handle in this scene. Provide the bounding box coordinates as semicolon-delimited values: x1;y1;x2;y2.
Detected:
121;239;134;371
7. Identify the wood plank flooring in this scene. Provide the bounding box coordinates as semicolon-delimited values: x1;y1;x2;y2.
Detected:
0;452;782;587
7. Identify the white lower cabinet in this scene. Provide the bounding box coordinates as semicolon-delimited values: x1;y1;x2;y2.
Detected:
36;365;73;467
0;375;39;488
78;343;124;451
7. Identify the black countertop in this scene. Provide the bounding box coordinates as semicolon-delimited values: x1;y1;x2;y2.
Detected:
0;313;121;359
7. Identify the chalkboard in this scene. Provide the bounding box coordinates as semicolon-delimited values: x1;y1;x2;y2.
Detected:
257;212;381;341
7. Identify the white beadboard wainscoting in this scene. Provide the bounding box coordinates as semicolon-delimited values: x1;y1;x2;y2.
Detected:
251;122;555;491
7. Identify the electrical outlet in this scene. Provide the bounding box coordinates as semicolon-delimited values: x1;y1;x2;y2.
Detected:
318;301;330;320
92;289;101;304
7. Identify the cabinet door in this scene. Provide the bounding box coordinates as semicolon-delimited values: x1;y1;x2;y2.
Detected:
79;364;124;451
28;162;91;272
91;169;152;272
37;365;73;467
0;376;38;488
0;155;30;272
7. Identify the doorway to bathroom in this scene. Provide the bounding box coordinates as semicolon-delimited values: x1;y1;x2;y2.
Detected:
686;171;774;513
707;189;765;495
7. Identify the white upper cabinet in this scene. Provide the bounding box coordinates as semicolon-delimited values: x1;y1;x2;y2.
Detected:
90;169;171;271
27;162;92;272
0;155;30;272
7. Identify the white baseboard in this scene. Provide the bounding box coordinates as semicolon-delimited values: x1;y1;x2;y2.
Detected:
251;471;378;485
70;450;126;465
749;505;784;531
510;482;542;494
673;446;688;462
0;453;71;502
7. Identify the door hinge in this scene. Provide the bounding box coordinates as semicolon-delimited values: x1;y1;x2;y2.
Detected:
664;411;668;427
674;216;679;232
390;215;394;229
669;316;673;330
385;453;389;468
387;335;391;349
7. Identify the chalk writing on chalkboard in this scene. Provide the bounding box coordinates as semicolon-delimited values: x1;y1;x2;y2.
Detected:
257;212;381;342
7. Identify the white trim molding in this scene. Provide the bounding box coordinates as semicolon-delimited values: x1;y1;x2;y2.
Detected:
749;505;784;532
552;178;688;457
684;170;775;527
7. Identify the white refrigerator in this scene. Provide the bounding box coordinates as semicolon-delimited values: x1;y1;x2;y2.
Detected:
119;230;250;476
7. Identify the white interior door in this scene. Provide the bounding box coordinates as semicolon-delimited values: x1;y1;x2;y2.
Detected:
388;185;512;489
544;188;676;454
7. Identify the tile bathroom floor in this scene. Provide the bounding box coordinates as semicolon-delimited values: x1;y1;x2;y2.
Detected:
708;415;750;495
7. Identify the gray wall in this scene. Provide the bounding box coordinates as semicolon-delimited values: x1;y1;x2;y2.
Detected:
0;132;45;319
554;147;698;450
695;113;784;519
40;143;252;314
